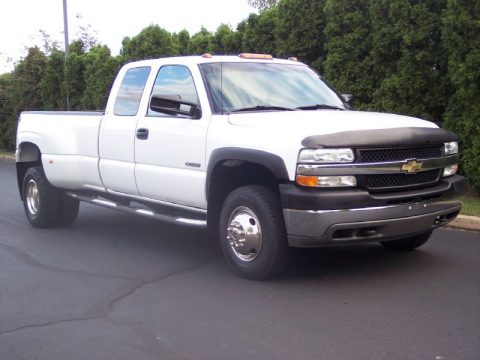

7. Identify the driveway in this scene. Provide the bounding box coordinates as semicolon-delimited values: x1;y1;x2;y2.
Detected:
1;160;479;360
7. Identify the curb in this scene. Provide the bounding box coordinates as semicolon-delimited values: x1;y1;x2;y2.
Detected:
446;215;480;232
0;154;15;162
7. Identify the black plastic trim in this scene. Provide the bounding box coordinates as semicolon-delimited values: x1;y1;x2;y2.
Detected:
198;63;223;115
206;147;289;199
280;175;466;211
302;127;458;148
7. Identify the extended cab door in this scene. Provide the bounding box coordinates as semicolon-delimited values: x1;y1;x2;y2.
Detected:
134;64;209;209
99;66;151;195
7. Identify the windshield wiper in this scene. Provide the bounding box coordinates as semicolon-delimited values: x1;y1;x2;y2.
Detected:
230;105;295;113
296;104;345;111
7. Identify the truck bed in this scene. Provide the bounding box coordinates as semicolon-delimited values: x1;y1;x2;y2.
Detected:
17;111;105;190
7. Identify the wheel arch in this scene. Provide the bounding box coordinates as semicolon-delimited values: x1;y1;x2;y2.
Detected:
16;142;42;200
206;147;290;229
206;148;289;198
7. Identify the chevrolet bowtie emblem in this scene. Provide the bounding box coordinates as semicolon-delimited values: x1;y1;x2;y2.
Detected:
401;160;423;173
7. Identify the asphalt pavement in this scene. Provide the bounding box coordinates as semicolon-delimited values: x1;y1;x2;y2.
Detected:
1;160;479;360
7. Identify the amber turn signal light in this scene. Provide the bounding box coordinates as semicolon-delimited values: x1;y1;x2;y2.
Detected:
296;175;319;187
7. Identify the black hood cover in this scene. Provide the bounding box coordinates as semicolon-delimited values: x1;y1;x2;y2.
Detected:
301;127;458;148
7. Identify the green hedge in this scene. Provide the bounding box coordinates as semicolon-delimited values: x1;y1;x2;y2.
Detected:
0;0;478;191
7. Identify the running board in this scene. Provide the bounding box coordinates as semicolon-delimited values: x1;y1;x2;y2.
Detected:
66;192;207;228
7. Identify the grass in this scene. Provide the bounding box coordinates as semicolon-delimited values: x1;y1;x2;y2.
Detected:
458;194;480;217
0;149;14;157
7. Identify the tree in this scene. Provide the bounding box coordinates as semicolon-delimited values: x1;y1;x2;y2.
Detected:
38;29;59;54
0;2;478;194
74;18;99;52
442;0;480;192
0;73;15;149
65;40;87;110
323;0;373;107
0;47;47;149
174;29;191;55
82;45;120;110
213;24;240;54
247;0;278;11
237;8;279;55
41;49;66;110
369;0;448;121
121;25;178;61
188;27;215;54
11;46;48;111
276;0;325;70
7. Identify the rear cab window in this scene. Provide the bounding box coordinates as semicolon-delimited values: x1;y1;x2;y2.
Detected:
114;67;151;116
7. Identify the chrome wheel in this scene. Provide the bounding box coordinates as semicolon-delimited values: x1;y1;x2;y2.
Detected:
227;206;262;262
26;179;40;215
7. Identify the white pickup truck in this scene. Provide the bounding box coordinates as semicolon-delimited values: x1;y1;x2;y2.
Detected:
16;53;466;279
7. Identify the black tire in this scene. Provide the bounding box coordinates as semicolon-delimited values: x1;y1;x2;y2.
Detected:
219;185;290;280
22;166;79;228
381;231;432;251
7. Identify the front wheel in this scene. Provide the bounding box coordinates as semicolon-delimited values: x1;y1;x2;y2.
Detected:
219;185;290;280
380;231;432;251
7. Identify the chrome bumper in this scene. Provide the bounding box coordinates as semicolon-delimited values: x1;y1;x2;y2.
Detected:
284;200;462;247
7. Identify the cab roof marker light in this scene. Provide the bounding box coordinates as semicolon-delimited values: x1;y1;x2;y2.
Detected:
202;53;213;58
238;53;273;60
288;57;298;61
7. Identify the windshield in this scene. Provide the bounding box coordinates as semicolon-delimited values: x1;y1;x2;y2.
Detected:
199;62;346;114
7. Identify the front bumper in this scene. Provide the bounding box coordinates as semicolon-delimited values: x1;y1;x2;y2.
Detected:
280;175;466;247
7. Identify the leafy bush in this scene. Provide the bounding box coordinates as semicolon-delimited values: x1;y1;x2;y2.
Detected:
442;0;480;192
0;0;478;191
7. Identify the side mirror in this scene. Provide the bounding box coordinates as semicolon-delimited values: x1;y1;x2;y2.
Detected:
341;94;353;105
150;94;201;119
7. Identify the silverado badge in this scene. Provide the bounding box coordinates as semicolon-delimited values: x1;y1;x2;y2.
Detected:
401;160;423;173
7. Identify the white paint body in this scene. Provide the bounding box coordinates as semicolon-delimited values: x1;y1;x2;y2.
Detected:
16;56;438;210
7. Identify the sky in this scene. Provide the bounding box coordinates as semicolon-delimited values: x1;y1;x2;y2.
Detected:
0;0;255;74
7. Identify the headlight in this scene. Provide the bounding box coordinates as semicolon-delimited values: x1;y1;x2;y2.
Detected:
444;141;458;156
298;148;355;163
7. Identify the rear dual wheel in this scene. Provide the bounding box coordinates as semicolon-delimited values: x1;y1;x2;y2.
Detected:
23;166;79;228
